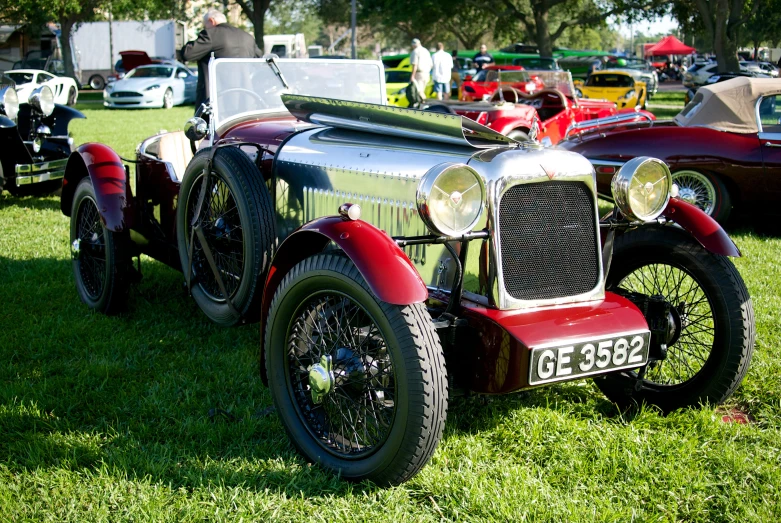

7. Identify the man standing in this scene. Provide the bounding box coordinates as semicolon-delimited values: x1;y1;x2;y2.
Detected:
431;43;454;101
409;38;432;106
473;44;494;71
181;8;262;110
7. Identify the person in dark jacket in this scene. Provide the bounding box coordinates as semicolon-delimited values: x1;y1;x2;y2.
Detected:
181;8;263;110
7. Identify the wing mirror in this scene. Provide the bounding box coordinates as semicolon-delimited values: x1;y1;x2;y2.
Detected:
177;71;188;79
184;117;208;141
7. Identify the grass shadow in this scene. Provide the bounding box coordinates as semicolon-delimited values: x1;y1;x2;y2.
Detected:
0;194;61;212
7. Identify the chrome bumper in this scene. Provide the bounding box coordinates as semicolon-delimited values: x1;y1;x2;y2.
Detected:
15;158;68;186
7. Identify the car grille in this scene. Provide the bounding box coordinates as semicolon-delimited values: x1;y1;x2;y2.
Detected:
498;181;600;301
112;91;142;98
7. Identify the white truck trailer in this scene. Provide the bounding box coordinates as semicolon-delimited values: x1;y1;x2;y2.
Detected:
71;20;186;89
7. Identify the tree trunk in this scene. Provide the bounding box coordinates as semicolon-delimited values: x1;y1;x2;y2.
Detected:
252;8;265;49
713;13;739;71
533;7;553;58
59;16;77;83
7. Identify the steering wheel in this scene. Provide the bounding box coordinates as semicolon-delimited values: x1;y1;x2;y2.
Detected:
489;87;522;104
217;87;269;110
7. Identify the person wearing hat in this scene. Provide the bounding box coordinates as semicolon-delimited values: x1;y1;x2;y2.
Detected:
409;38;432;106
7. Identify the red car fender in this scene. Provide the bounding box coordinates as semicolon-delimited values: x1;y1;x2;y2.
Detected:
661;198;741;257
60;143;131;232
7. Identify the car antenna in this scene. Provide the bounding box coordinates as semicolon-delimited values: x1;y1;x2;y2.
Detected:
266;56;290;90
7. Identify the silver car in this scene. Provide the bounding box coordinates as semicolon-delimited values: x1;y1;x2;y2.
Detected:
103;62;196;109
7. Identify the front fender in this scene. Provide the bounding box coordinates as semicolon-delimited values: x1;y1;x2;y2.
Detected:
661;198;740;257
61;143;131;233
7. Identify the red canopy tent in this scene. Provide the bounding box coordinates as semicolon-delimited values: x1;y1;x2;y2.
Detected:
645;35;696;56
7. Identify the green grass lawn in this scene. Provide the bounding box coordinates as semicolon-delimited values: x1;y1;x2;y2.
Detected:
2;104;781;521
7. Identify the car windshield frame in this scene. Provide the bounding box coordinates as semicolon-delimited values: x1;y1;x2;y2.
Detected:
126;66;174;79
522;70;576;97
209;58;387;133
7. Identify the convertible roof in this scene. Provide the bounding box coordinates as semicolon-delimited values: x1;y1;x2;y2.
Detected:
674;77;781;133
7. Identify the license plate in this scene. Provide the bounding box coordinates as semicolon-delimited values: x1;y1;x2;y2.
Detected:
528;331;651;386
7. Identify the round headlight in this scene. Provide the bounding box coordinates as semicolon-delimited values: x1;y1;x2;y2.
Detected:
417;163;485;237
29;85;55;117
1;86;19;120
611;157;672;221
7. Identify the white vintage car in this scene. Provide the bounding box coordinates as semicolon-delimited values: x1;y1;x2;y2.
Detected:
6;69;79;106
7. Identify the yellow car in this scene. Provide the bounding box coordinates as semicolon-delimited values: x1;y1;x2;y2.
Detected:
383;56;434;107
578;70;647;110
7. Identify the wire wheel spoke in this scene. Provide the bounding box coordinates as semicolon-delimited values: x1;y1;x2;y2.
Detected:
76;196;106;299
618;263;715;386
187;172;245;301
673;172;715;215
287;292;396;457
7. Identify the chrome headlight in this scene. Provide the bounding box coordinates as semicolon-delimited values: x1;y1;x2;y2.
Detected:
29;85;55;116
611;157;672;221
1;86;19;120
417;163;485;236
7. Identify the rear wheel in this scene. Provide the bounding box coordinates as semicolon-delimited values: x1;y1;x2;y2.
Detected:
67;86;77;106
176;147;275;326
672;169;731;223
265;253;448;485
88;75;105;91
596;227;754;412
70;178;130;314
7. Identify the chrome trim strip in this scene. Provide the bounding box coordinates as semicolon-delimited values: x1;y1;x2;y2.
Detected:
15;158;68;174
15;161;67;185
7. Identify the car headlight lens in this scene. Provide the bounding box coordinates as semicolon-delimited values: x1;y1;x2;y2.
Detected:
394;87;406;95
611;157;672;221
29;85;54;116
145;84;161;91
0;86;19;120
417;163;485;236
622;89;636;99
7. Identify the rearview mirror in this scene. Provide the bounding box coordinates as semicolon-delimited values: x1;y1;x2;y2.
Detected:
184;117;207;141
177;72;188;79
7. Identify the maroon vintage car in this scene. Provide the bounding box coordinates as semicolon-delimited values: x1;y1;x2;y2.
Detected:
561;77;781;223
433;71;654;144
60;58;754;485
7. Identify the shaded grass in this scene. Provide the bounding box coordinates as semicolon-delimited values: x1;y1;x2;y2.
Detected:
649;90;686;105
1;105;781;520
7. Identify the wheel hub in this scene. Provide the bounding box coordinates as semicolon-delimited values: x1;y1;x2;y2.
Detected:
71;239;81;260
308;354;334;404
678;186;698;205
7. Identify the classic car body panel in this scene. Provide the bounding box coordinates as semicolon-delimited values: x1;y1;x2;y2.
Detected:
460;291;649;393
61;143;132;232
560;124;767;208
661;199;741;257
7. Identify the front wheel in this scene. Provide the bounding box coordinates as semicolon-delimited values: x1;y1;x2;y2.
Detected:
162;88;173;109
265;253;448;485
596;227;754;412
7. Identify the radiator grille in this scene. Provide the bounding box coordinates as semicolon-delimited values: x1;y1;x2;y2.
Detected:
498;181;600;301
112;91;142;98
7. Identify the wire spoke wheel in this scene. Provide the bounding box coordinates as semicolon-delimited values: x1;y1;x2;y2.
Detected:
672;170;716;216
75;195;107;300
287;292;396;457
186;171;245;302
617;262;714;386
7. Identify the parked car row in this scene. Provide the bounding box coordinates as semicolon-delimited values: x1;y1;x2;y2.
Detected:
1;58;767;490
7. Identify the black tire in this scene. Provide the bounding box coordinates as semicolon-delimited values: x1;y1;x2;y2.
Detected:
70;177;131;314
176;147;275;326
162;88;173;109
596;227;754;412
88;75;105;91
67;86;77;106
507;129;530;141
672;169;731;223
265;253;448;485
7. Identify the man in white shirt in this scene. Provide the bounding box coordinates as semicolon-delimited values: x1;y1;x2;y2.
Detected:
431;42;454;100
409;38;432;105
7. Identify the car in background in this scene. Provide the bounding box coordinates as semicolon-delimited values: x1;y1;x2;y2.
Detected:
558;55;612;79
577;70;648;109
383;57;434;106
460;65;545;101
511;56;560;70
684;71;754;104
561;77;781;224
103;62;196;109
5;69;79;106
605;57;658;99
683;62;720;87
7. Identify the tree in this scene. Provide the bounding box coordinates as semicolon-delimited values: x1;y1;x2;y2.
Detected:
672;0;759;71
742;0;781;57
493;0;667;57
233;0;273;47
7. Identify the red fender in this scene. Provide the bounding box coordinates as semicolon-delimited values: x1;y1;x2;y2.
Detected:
60;143;131;232
661;198;741;257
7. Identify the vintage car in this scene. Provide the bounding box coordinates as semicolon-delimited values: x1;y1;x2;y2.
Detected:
577;70;648;110
431;70;654;144
562;76;781;223
60;58;754;486
103;62;197;109
460;65;546;101
5;69;79;106
0;84;84;195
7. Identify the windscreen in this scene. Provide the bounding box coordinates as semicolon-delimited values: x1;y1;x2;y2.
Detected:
128;67;173;78
385;70;411;83
527;70;576;97
491;70;530;83
211;58;386;129
7;72;33;84
586;74;634;87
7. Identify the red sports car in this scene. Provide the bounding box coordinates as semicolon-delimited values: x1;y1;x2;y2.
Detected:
460;65;545;101
561;76;781;223
436;71;655;144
